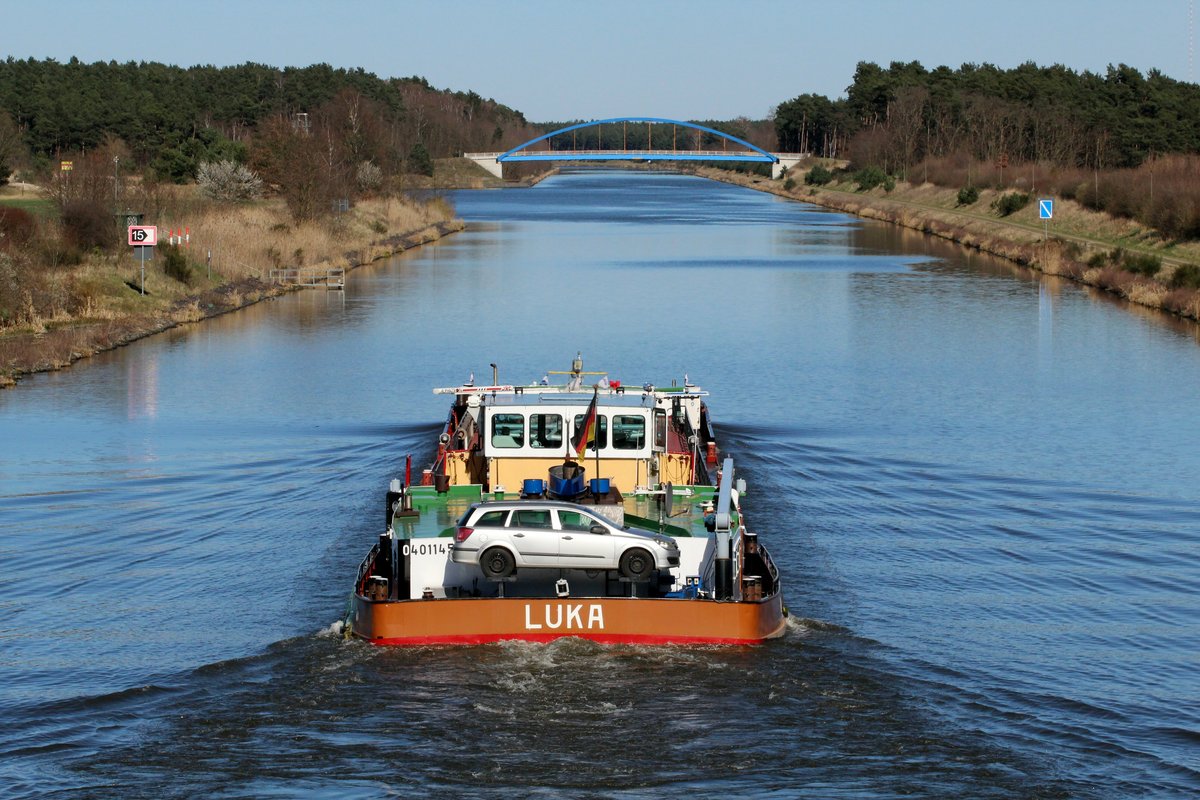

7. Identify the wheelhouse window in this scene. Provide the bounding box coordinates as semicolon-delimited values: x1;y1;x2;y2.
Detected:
572;414;607;450
654;409;667;450
611;415;646;450
491;414;525;448
529;413;563;449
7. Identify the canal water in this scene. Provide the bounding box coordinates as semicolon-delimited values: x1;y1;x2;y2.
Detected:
1;171;1197;798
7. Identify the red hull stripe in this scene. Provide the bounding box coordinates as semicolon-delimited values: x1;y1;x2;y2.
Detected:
366;632;766;646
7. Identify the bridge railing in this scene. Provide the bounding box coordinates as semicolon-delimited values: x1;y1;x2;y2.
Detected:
509;149;765;157
465;150;805;160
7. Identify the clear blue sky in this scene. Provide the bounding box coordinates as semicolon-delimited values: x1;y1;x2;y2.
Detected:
1;0;1193;121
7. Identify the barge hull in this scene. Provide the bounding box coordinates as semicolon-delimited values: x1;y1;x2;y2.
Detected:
352;593;786;646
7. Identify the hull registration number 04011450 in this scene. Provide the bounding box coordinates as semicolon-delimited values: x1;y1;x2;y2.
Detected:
403;541;450;557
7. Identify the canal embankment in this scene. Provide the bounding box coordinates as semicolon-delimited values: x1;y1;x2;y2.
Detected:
693;166;1200;324
0;196;464;388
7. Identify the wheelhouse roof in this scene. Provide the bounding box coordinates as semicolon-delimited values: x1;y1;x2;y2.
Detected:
433;384;707;399
484;393;654;409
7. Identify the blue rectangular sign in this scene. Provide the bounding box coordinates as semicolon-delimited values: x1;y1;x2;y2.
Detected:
1039;199;1054;219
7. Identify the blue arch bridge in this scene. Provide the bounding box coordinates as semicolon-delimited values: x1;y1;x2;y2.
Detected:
464;117;806;180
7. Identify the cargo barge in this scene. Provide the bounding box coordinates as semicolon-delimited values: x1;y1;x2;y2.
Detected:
349;357;785;645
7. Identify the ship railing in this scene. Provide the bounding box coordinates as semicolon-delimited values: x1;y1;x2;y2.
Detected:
733;527;746;601
355;542;381;595
755;541;780;597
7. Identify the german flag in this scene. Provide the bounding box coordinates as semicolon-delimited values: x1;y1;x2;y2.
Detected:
570;388;599;457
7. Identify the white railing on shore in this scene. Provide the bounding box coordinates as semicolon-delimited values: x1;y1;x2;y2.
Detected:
269;267;345;289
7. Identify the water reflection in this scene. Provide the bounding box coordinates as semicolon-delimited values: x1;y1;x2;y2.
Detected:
1039;281;1055;368
125;352;158;420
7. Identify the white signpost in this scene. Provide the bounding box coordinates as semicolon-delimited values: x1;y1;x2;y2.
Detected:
1038;198;1054;240
128;225;158;294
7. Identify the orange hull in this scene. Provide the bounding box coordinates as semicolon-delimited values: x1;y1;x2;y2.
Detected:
352;592;787;646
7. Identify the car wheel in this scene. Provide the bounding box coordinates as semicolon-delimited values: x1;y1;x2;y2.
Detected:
480;547;515;579
619;548;653;580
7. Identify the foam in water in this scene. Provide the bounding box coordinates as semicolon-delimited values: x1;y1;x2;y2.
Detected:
317;620;345;638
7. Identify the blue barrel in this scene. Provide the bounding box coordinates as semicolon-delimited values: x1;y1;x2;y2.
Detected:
522;478;545;497
589;478;610;496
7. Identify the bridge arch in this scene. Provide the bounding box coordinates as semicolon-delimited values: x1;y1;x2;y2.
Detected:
497;116;778;164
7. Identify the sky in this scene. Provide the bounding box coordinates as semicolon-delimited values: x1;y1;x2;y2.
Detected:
0;0;1194;122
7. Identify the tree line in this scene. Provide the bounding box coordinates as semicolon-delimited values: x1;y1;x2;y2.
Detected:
775;60;1200;171
774;60;1200;239
0;57;542;190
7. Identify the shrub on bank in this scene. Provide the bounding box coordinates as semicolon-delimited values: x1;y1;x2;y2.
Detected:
0;252;27;325
992;192;1030;217
956;186;979;206
854;166;888;191
0;206;38;248
1085;248;1162;278
805;164;833;186
1170;263;1200;289
62;199;116;251
162;244;195;286
1121;252;1162;277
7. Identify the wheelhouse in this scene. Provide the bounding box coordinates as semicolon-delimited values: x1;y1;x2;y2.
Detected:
427;379;714;495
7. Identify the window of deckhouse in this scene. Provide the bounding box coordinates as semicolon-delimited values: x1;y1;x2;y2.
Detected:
529;413;563;449
611;415;646;450
572;414;608;449
491;413;525;448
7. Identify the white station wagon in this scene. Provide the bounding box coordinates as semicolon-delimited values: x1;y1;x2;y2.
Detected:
451;500;680;579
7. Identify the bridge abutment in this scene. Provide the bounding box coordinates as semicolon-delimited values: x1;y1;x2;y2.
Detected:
464;153;504;179
772;155;805;180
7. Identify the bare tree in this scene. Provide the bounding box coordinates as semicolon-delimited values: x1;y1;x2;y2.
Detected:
0;110;25;185
889;86;929;180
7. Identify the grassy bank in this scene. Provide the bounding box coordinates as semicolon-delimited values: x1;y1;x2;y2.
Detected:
0;193;463;387
692;166;1200;323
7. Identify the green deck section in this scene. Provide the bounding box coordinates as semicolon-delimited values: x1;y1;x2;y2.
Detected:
390;484;723;540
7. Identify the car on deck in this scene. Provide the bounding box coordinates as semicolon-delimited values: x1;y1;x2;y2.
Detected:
451;500;680;579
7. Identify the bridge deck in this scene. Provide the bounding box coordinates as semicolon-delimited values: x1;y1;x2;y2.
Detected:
501;149;775;163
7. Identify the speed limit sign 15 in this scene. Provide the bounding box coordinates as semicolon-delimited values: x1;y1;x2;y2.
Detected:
128;225;158;246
